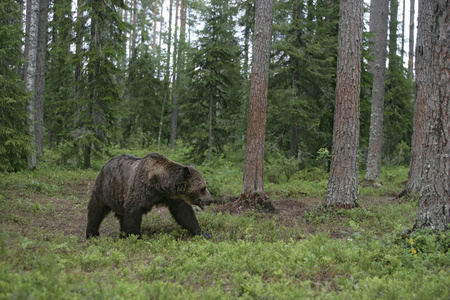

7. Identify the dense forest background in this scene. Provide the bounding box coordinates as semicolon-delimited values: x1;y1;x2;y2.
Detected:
2;0;414;171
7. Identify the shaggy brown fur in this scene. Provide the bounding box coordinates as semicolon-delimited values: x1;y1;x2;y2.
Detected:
86;153;213;239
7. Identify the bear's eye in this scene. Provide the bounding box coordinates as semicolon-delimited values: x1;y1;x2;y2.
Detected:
200;187;206;194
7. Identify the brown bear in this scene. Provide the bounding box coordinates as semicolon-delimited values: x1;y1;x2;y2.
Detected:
86;153;213;239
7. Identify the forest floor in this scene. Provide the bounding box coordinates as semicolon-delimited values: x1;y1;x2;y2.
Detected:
6;177;392;242
3;166;449;299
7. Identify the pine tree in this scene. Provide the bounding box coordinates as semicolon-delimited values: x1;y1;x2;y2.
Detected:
405;0;430;195
239;0;273;205
325;0;363;208
414;0;449;231
0;0;31;172
364;0;389;181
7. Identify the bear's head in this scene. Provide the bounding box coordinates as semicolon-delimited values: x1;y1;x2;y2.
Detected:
177;166;214;209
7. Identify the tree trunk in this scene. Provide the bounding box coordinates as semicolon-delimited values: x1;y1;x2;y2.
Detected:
325;0;363;208
208;86;213;162
243;27;250;78
157;0;173;149
169;0;180;149
152;0;157;51
23;0;31;78
388;0;399;70
129;0;137;59
401;0;405;60
413;0;449;231
74;0;83;95
405;0;431;195
158;0;163;51
364;0;389;181
35;0;48;157
408;0;415;77
17;0;24;75
240;0;273;203
24;0;40;170
289;125;298;158
123;0;128;68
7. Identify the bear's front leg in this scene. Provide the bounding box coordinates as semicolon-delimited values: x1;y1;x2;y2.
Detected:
120;208;143;238
168;199;211;237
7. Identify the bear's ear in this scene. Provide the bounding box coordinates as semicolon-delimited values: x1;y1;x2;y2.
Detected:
183;166;191;178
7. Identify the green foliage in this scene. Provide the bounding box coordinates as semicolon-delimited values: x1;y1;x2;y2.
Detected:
178;0;244;162
45;0;74;151
268;0;339;162
123;43;163;148
1;154;449;299
266;152;301;183
0;0;31;172
64;0;129;168
383;0;414;162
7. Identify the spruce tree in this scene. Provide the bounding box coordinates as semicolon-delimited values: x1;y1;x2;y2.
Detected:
0;0;30;171
179;0;242;161
71;0;129;168
124;43;162;147
269;0;339;162
383;0;414;163
45;0;74;149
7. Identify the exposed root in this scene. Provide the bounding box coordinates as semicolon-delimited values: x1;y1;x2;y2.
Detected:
323;202;360;210
226;193;276;214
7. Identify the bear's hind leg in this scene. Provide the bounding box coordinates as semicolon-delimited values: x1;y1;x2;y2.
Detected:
168;199;204;236
86;198;111;239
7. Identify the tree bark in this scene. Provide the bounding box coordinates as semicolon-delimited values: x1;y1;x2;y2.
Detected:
23;0;31;79
405;0;431;195
365;0;389;181
289;125;298;158
169;0;180;149
158;0;173;149
208;86;213;162
401;0;405;60
152;0;158;51
129;0;137;59
325;0;363;208
74;0;83;95
388;0;399;70
408;0;415;77
414;0;449;231
35;0;48;157
24;0;40;170
240;0;273;202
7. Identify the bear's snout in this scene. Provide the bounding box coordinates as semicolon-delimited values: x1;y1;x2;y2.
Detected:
195;195;213;210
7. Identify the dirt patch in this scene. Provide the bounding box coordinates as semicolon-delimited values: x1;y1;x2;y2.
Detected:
4;181;382;242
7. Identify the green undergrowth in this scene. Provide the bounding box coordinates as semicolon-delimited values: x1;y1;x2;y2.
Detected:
0;151;448;299
1;227;449;299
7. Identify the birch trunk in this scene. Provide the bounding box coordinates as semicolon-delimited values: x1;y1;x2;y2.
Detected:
35;0;48;157
24;0;40;170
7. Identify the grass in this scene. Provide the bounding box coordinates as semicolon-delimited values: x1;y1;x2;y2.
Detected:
0;151;449;299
